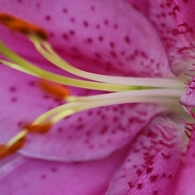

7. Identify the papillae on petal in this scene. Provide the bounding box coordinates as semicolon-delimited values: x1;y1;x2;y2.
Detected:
180;76;195;107
172;126;195;195
147;0;194;75
106;115;186;195
172;0;195;44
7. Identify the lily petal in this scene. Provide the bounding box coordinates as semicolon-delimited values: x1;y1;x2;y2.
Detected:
0;0;172;161
124;0;150;16
0;147;127;195
106;115;185;195
180;76;195;107
0;65;167;161
172;0;195;44
172;125;195;195
146;0;194;75
0;0;173;77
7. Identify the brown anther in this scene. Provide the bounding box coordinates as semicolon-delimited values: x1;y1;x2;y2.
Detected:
8;137;26;154
0;144;9;159
39;79;70;99
0;13;48;40
24;122;52;134
0;137;26;159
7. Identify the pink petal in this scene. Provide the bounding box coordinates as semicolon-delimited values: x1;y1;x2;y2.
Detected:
172;0;195;44
106;115;185;195
0;0;173;77
0;0;172;161
146;0;194;75
0;148;127;195
180;76;195;107
124;0;150;16
172;125;195;195
0;65;167;162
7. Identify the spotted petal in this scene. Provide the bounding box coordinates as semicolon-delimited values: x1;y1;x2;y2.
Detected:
0;148;127;195
0;63;170;162
0;0;173;77
180;76;195;107
0;0;173;161
123;0;150;16
106;115;185;195
145;0;194;75
172;0;195;44
172;125;195;195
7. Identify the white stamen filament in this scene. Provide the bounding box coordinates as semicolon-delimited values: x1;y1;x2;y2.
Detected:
0;32;186;157
29;36;185;89
0;41;136;92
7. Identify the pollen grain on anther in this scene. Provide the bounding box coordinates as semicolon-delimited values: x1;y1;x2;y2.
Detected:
0;13;48;40
39;79;70;100
0;144;8;159
24;122;52;134
0;137;26;159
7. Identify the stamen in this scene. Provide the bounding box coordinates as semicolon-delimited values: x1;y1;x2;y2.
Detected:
0;137;26;159
0;145;8;159
29;36;185;89
0;86;182;159
0;59;36;76
0;13;48;40
0;40;135;92
70;88;184;102
39;79;70;100
24;122;52;134
0;14;186;159
6;137;26;154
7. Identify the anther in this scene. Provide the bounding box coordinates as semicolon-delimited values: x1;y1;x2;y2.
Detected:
0;137;26;159
39;79;70;100
0;144;8;159
24;122;52;134
0;13;48;40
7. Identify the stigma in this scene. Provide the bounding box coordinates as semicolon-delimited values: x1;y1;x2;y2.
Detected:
0;13;186;159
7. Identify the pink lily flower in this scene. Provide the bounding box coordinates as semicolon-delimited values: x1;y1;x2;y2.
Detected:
0;0;194;194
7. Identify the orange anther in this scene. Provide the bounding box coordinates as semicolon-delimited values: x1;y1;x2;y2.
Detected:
7;137;26;154
24;122;52;134
39;80;70;99
0;137;26;159
0;13;48;40
0;144;9;159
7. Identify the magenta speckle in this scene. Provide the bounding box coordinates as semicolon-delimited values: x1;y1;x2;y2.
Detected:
86;38;93;43
110;42;115;48
51;167;57;172
63;8;68;13
70;17;75;23
9;86;16;92
69;30;75;35
104;20;109;25
45;15;51;21
41;174;47;180
114;24;118;29
98;36;103;41
150;175;158;182
90;6;95;11
124;36;131;44
100;126;108;134
11;97;17;102
83;21;89;27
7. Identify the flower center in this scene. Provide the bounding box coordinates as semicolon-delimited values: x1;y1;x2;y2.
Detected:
0;13;186;159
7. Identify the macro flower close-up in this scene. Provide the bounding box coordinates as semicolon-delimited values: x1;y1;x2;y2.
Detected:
0;0;195;194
